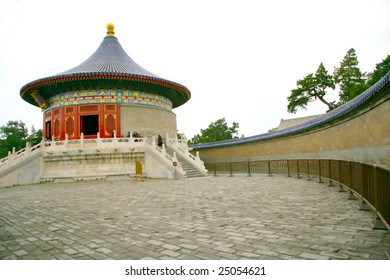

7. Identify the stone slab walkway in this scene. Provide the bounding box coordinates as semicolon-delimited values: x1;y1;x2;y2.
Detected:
0;175;389;260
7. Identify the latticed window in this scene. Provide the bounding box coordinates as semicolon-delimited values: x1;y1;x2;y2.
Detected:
45;111;51;119
105;104;116;111
65;107;74;114
105;114;115;135
66;117;74;137
80;105;99;113
54;119;60;138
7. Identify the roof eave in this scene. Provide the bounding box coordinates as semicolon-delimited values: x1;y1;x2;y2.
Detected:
20;73;191;108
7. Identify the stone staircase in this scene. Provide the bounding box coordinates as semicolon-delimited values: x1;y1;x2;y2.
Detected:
165;146;206;178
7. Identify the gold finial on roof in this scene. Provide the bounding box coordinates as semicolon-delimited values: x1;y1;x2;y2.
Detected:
106;23;115;36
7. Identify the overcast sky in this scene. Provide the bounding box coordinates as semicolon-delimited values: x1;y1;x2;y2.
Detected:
0;0;389;138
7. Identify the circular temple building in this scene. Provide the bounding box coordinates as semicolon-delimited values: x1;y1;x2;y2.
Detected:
20;23;191;140
0;23;207;184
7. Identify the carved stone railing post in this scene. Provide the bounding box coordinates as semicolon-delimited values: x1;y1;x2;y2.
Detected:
7;151;12;167
162;143;166;154
97;132;101;149
25;142;31;158
112;130;118;146
80;133;84;149
65;134;69;149
165;133;170;146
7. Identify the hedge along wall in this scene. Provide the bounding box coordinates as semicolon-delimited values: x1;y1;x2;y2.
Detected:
192;71;390;170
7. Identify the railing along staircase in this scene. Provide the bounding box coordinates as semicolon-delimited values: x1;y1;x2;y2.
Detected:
165;134;207;178
165;146;205;178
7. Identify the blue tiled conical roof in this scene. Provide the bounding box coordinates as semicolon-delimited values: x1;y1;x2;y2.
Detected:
20;24;190;109
59;35;159;77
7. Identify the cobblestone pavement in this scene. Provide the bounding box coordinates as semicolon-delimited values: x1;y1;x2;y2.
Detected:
0;175;389;260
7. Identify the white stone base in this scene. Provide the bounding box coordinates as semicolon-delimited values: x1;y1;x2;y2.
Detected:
0;148;180;187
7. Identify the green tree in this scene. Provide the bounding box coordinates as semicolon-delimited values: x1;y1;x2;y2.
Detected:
366;54;390;86
287;63;336;113
189;118;239;144
27;126;43;147
333;48;366;103
287;51;389;114
0;120;29;157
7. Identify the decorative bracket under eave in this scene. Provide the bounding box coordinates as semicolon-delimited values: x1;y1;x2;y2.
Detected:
31;90;48;109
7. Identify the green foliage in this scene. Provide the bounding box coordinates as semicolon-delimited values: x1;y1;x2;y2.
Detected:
189;118;239;144
333;48;366;103
366;55;390;86
0;121;42;158
27;126;43;147
0;120;28;157
287;63;335;113
287;49;389;114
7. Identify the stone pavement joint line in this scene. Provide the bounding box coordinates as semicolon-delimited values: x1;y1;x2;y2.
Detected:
0;175;389;260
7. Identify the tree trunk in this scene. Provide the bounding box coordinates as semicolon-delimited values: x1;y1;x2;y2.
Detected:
316;94;334;111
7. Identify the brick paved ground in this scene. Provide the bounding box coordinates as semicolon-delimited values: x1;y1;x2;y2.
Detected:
0;175;389;260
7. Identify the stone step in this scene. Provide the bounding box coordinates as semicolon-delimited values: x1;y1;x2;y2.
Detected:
165;146;205;178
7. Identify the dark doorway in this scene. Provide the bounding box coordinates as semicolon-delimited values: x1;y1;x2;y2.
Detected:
45;121;52;139
80;115;99;136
